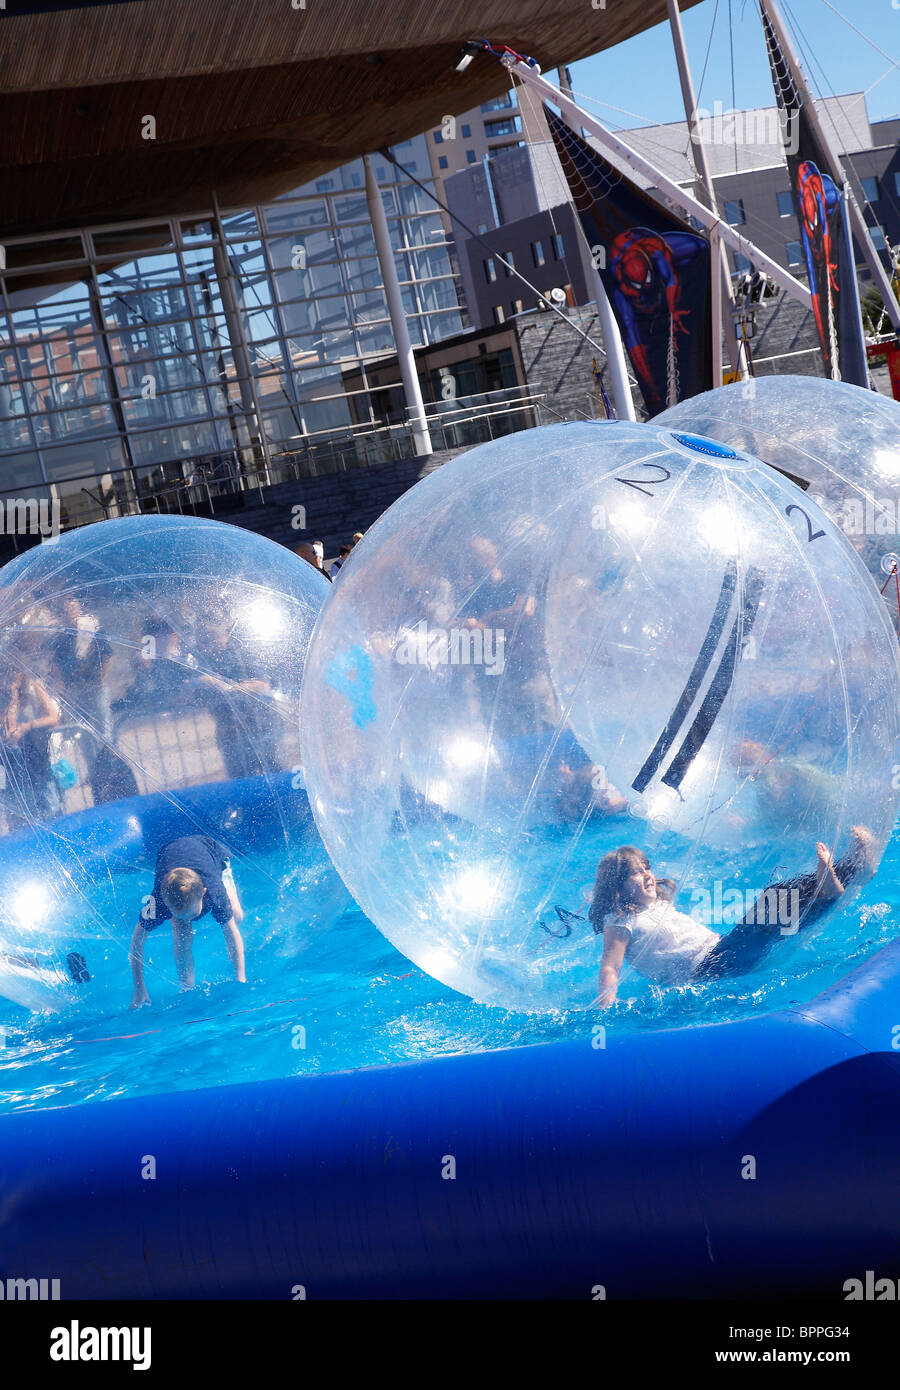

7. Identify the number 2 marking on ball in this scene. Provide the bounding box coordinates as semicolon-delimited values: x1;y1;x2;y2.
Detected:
785;504;825;543
614;463;671;497
633;562;766;795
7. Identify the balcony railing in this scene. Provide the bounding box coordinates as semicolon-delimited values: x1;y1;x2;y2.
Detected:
0;385;549;546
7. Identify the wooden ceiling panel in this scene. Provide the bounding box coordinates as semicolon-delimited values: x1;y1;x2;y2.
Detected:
0;0;703;237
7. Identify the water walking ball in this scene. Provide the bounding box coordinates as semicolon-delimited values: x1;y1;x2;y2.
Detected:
658;376;900;593
300;421;900;1012
0;515;345;1010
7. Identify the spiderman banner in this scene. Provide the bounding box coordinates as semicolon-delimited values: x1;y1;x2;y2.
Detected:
546;106;712;416
761;5;868;385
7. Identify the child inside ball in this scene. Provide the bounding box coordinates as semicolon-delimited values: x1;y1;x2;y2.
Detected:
591;828;876;1006
129;834;246;1007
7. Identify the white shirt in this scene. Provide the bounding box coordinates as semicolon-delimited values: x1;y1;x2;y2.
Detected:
606;900;718;986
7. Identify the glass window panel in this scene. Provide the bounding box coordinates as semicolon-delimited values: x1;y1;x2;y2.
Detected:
96;254;183;293
2;235;85;272
408;247;453;279
337;224;376;259
272;263;343;304
91;226;174;259
484;116;522;138
343;258;381;293
293;396;353;435
32;396;118;448
423;310;464;342
180;217;215;244
128;420;227;469
316;329;356;360
355;323;395;356
350;291;388;324
396;183;436;216
388;221;405;253
416;278;459;313
266;230;337;268
334;194;369;224
243;306;281;343
9;284;93;340
223;209;259;237
0;449;43;486
250;338;288;373
179;245;219;275
184;274;225;321
226;242;268;277
100;283;190;330
403;214;445;247
263;200;329;232
122;388;211;428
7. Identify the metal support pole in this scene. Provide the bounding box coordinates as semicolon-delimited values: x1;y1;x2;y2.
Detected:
589;265;636;420
211;192;274;481
508;59;812;309
557;66;635;420
761;0;900;330
364;154;433;457
86;264;140;514
666;0;742;381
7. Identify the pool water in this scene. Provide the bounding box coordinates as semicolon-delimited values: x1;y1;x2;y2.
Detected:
1;820;898;1115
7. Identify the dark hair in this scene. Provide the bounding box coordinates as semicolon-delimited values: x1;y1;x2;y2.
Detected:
589;845;675;935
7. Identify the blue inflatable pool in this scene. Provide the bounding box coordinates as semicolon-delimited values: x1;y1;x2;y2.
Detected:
0;783;898;1299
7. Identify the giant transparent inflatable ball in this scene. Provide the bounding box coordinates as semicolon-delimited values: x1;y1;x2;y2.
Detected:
301;421;900;1012
0;515;347;1011
658;375;900;593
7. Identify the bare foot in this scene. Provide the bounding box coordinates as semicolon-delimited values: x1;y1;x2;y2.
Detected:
814;842;844;901
849;824;877;880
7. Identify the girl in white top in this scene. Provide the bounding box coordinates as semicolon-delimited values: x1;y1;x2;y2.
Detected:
592;832;875;1006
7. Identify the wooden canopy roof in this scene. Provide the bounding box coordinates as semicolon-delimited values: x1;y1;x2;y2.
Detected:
1;0;702;239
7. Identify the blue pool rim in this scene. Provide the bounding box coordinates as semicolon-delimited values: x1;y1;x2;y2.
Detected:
0;781;898;1299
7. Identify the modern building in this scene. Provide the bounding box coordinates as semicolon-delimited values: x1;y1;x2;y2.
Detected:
0;140;468;535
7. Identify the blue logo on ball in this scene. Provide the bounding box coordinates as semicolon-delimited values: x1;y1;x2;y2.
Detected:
671;432;739;459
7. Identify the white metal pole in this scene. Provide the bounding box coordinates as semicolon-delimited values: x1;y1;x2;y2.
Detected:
589;264;636;419
760;0;900;331
364;154;433;456
666;0;738;382
556;66;635;420
507;58;812;310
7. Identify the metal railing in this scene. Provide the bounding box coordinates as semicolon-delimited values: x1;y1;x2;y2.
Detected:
2;387;547;539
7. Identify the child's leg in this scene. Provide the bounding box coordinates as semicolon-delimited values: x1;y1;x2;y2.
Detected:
696;827;877;982
172;920;195;989
694;920;777;979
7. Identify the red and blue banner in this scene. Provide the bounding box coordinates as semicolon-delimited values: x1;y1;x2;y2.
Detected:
761;3;868;385
547;106;712;416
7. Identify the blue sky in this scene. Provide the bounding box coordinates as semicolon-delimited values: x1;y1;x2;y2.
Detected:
566;0;899;129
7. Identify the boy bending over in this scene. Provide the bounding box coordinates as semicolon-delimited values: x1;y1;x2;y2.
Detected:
130;835;245;1007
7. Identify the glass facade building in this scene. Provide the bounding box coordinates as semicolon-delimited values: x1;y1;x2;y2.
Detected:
0;135;466;533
